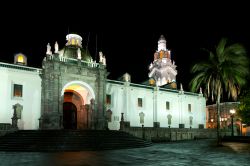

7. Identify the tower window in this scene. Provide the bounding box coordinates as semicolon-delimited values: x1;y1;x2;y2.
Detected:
13;84;23;97
138;98;143;107
71;39;76;45
17;55;24;63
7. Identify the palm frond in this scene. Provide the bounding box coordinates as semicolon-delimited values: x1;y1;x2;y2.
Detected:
189;38;249;103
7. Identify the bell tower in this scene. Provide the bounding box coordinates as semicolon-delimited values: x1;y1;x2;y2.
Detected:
148;35;177;87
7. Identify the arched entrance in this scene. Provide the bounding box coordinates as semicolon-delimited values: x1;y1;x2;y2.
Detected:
61;81;95;130
63;102;77;129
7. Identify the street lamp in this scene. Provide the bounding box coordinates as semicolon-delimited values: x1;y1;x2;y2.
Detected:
230;109;236;136
211;118;214;128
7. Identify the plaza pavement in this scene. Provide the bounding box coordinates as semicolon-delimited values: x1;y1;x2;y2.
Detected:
0;139;249;166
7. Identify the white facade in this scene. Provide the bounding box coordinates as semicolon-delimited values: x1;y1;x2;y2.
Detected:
106;80;206;130
0;62;206;130
0;62;41;129
0;34;206;130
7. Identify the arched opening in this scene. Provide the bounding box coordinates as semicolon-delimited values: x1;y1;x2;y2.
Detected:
63;102;77;129
62;81;95;130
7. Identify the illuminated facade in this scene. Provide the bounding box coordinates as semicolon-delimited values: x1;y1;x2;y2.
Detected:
206;102;244;135
0;57;41;129
0;34;206;130
107;36;205;130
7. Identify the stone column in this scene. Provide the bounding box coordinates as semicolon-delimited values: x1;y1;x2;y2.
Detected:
89;99;95;130
120;113;125;131
124;81;130;124
153;87;160;127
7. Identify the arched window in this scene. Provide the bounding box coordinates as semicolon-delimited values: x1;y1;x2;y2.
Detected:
71;38;76;45
106;109;112;122
139;112;145;124
14;53;27;65
17;55;24;63
167;114;172;126
189;116;193;126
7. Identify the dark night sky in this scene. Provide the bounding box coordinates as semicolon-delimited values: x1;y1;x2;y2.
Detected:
1;3;250;92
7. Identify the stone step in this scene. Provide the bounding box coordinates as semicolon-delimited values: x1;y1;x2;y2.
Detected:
0;130;152;151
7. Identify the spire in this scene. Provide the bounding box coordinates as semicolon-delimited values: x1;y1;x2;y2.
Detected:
199;87;203;94
180;83;183;91
158;35;167;51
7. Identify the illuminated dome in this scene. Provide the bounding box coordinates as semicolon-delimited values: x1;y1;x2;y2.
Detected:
66;34;82;47
59;34;92;61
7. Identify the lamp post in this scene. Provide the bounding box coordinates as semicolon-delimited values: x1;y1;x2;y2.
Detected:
224;118;227;129
230;109;236;136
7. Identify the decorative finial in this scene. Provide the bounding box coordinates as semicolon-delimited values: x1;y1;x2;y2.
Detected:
123;73;131;82
103;56;106;65
99;51;103;63
46;43;52;55
77;48;81;60
199;87;202;94
99;51;106;65
180;83;183;91
54;41;59;53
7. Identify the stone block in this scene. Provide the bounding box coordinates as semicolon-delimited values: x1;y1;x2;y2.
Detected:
179;124;185;128
153;122;160;128
198;124;204;129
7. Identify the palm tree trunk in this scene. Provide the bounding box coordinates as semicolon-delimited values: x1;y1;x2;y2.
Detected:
216;97;222;146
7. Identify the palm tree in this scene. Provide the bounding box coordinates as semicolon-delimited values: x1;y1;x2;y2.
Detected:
190;38;249;145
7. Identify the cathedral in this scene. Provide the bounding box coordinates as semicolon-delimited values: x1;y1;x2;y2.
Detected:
0;34;206;130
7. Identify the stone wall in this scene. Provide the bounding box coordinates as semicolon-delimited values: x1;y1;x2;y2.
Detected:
123;127;232;142
0;123;16;137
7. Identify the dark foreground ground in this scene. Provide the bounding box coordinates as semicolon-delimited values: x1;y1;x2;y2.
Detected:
0;139;249;166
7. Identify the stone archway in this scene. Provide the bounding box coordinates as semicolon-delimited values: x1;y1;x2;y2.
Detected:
61;81;95;129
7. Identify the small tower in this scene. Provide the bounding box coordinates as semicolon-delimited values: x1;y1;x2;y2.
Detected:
14;53;27;66
148;35;177;87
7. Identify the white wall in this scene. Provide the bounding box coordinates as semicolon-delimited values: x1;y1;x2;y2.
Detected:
0;63;41;129
0;64;206;130
106;80;206;130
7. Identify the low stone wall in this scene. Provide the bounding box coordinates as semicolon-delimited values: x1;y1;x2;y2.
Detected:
0;123;12;130
0;123;16;137
123;127;231;142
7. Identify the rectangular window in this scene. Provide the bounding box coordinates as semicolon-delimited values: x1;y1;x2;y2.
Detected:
13;84;23;97
166;101;170;110
188;104;191;112
138;98;143;107
106;94;111;105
